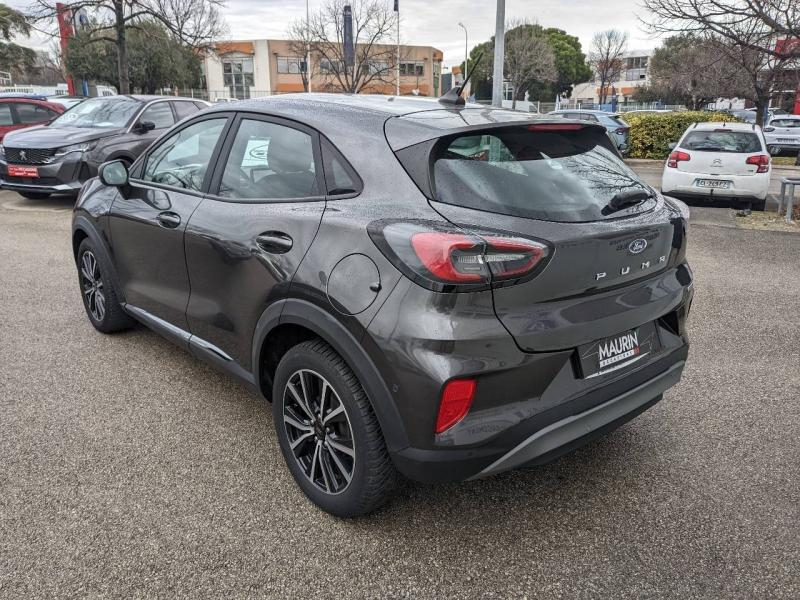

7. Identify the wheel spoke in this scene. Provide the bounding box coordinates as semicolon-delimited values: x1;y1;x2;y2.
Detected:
318;381;328;420
290;431;315;453
288;379;315;420
323;403;344;425
327;437;355;458
319;449;335;492
81;265;93;282
283;410;313;433
326;443;352;485
309;442;321;483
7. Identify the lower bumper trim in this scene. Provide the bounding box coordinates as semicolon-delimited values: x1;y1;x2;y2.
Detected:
468;360;685;480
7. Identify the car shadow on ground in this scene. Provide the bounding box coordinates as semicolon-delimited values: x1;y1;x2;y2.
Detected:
0;193;76;212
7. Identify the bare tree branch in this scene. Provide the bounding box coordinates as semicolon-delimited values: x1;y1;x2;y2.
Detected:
590;29;628;104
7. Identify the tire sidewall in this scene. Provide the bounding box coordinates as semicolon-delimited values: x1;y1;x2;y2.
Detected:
272;343;377;517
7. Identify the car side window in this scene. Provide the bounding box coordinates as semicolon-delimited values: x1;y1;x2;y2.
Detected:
15;103;53;124
139;102;175;130
172;101;199;121
0;104;13;126
142;118;227;192
217;119;319;201
321;139;361;196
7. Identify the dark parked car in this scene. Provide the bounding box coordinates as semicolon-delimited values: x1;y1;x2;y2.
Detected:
0;95;209;199
0;96;65;143
72;94;693;516
548;109;631;153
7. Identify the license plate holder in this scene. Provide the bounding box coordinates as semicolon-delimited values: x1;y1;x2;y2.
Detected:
696;179;731;189
577;321;661;379
8;165;39;178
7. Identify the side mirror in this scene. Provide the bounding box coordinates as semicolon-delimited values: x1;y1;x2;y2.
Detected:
98;160;129;187
668;142;677;150
134;120;156;134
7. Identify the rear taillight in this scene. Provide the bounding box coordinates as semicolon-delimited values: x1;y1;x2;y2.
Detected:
369;221;550;291
528;123;584;131
746;154;770;173
667;150;691;168
614;127;628;134
435;378;477;433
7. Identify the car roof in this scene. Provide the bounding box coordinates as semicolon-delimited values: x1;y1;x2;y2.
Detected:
686;121;760;132
771;114;800;119
201;93;593;150
549;109;620;116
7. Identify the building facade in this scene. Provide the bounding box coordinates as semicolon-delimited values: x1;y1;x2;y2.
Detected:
571;50;653;106
201;40;444;100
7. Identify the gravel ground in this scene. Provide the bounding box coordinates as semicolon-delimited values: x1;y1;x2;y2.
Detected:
1;191;798;599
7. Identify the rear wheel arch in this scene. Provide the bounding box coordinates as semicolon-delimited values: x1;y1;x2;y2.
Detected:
253;299;409;453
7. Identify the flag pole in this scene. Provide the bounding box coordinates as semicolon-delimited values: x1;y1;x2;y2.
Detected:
395;0;400;96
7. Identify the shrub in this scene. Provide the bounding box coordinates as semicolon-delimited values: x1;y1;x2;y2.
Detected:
624;111;743;160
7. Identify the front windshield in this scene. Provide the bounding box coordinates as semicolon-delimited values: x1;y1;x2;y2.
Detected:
49;96;141;129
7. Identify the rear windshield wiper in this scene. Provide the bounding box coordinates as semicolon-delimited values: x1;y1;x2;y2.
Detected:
606;188;653;212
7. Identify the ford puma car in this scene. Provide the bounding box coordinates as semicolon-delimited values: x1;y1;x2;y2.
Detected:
71;94;692;517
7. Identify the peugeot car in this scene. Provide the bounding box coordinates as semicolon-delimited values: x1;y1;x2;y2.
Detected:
1;95;209;199
71;94;693;517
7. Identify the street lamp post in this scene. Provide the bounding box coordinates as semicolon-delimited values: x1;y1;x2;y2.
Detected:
458;22;468;85
491;0;505;107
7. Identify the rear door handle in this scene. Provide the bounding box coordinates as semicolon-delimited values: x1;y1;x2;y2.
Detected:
255;231;293;254
156;211;181;229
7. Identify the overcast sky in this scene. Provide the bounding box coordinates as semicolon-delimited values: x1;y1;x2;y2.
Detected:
7;0;661;67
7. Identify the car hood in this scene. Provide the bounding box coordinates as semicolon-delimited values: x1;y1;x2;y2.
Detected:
2;126;124;148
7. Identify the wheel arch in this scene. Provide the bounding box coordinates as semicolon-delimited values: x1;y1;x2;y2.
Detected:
72;215;126;303
253;299;409;453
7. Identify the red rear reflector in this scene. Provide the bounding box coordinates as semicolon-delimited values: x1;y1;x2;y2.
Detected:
746;154;770;173
667;150;691;168
528;123;584;131
435;379;477;433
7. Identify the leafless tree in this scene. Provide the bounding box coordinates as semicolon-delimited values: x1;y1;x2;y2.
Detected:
26;0;226;94
641;0;800;124
302;0;400;94
286;18;320;93
503;19;557;110
590;29;628;104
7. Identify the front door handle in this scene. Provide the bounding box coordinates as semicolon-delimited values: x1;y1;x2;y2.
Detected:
156;211;181;229
255;231;293;254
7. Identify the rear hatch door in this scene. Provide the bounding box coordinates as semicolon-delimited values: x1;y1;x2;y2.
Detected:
678;128;764;176
423;123;687;352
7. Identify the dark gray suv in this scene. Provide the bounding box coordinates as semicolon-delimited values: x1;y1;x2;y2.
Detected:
0;95;209;199
71;94;693;516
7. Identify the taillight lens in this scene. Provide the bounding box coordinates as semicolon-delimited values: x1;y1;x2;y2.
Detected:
667;150;691;168
435;378;477;433
746;154;770;173
369;221;551;291
615;127;628;134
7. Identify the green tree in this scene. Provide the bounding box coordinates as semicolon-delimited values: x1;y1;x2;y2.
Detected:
0;4;37;77
66;20;202;93
461;24;592;103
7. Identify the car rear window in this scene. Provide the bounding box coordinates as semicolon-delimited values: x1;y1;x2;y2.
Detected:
431;125;654;223
680;130;762;153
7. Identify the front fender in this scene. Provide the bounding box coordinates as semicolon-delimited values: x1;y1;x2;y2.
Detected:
252;298;409;453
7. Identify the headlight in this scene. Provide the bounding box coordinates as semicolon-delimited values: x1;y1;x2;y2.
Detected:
54;141;97;156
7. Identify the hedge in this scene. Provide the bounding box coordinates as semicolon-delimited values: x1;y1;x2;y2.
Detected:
624;111;743;160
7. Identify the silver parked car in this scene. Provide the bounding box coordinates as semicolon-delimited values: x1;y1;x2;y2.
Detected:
764;115;800;155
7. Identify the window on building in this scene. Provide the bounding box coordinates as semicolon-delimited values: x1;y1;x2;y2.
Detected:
368;60;389;75
222;55;254;99
399;62;424;77
277;56;307;74
320;58;344;74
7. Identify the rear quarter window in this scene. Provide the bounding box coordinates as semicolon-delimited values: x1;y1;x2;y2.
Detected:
431;125;654;223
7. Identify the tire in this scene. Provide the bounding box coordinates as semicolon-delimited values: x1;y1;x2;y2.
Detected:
272;339;398;517
19;191;50;200
77;239;135;333
768;146;781;156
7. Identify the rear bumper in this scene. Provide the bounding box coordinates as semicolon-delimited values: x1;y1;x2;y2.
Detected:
390;343;689;483
662;168;770;201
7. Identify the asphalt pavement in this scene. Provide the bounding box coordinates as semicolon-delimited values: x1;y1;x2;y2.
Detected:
1;181;798;598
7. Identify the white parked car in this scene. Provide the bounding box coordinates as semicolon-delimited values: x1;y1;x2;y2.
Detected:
763;115;800;155
661;122;771;210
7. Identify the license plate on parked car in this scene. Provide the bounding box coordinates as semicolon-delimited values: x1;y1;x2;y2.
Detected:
577;321;661;379
696;179;731;189
8;165;39;178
